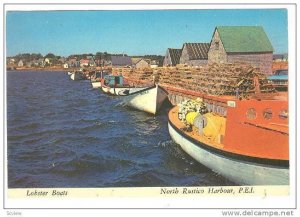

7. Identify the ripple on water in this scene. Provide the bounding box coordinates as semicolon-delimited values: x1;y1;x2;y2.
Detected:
7;71;234;188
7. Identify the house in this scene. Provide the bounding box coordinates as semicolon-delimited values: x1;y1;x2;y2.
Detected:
67;58;80;68
179;43;210;66
80;59;89;67
88;59;96;67
63;63;69;69
38;58;45;67
26;61;33;67
94;59;102;66
17;60;24;67
44;58;51;64
68;58;76;67
111;55;132;67
8;58;15;65
163;48;182;66
59;57;66;64
132;58;150;69
32;60;39;66
208;26;274;75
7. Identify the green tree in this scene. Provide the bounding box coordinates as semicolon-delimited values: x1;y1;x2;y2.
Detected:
45;53;56;59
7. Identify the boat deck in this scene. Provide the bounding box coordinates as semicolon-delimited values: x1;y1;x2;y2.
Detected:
169;106;225;150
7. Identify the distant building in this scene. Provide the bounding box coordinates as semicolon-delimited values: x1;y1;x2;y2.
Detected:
87;55;94;60
59;57;66;64
32;60;39;66
44;58;51;64
63;63;69;69
208;26;274;75
163;48;182;66
17;60;24;67
150;60;159;68
26;61;33;67
179;43;210;66
132;58;150;69
111;55;132;67
80;59;89;67
103;60;112;67
94;59;101;66
273;54;288;62
88;59;96;67
7;58;15;65
38;58;45;67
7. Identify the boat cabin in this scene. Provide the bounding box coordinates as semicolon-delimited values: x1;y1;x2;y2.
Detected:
103;75;126;87
268;69;288;91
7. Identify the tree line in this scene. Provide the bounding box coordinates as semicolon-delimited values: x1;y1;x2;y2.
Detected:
9;52;164;66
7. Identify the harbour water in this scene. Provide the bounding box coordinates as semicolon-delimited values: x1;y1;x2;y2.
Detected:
7;71;234;188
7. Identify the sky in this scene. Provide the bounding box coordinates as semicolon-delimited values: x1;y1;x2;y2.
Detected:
6;9;288;57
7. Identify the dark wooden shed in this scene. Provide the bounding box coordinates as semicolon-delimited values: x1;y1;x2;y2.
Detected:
163;48;182;66
179;43;210;66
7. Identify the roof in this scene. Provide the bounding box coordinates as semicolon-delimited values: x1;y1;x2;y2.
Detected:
80;59;89;63
215;26;274;53
131;58;142;64
131;58;150;65
168;48;182;65
182;43;210;60
111;56;132;66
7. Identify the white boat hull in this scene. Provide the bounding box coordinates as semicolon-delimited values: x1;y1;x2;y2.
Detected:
91;81;102;88
101;85;110;93
168;122;289;185
122;85;168;115
70;72;83;81
109;87;148;95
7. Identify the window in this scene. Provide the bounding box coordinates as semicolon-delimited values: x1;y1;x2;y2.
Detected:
263;108;273;120
279;110;288;119
246;108;257;120
215;41;219;50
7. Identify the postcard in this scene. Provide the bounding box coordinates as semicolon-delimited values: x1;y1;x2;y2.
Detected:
1;0;298;216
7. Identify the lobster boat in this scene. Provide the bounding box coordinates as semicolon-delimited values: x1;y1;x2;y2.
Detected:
101;75;149;95
91;80;102;89
70;71;84;81
121;85;168;115
90;70;109;89
168;94;289;185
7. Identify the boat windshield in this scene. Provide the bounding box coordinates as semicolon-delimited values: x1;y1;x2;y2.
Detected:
275;70;288;76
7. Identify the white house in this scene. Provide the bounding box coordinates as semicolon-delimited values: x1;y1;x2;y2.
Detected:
63;63;69;69
17;60;24;67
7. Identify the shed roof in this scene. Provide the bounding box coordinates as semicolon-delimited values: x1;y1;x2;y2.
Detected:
182;43;210;60
131;58;150;65
111;56;132;66
167;48;182;65
131;58;142;64
215;26;274;53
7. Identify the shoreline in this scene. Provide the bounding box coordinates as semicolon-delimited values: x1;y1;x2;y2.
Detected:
7;67;71;72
